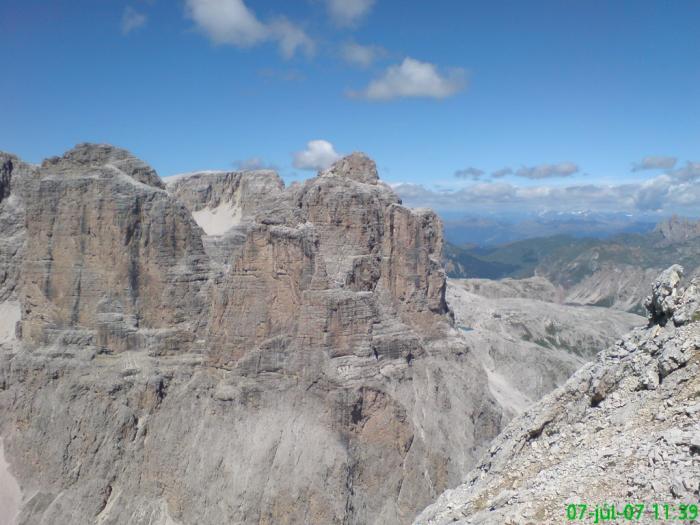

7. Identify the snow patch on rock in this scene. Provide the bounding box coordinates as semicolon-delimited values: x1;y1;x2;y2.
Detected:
192;199;242;236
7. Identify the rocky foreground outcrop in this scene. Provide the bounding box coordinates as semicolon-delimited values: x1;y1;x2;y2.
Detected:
0;145;504;525
416;266;700;524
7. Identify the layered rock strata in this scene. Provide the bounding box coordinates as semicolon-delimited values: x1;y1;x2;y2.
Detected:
18;144;210;353
204;152;449;370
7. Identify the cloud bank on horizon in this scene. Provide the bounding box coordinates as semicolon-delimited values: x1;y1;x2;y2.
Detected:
394;160;700;217
278;136;698;218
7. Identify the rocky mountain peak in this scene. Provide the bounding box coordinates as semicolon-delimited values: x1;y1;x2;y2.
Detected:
654;214;700;243
319;152;379;185
41;143;165;189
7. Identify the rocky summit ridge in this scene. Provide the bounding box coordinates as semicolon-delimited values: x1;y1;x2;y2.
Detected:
416;265;700;524
0;144;505;525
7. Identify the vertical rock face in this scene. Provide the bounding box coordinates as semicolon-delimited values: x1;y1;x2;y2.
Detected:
19;144;210;352
0;152;32;345
1;146;503;525
0;153;33;303
207;153;450;367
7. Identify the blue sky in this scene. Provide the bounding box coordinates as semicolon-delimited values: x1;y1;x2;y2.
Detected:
2;0;699;217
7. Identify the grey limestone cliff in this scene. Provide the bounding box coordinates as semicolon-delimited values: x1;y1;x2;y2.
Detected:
19;144;210;353
0;145;502;525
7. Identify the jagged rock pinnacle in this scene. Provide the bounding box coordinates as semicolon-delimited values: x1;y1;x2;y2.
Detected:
319;152;379;185
41;143;165;189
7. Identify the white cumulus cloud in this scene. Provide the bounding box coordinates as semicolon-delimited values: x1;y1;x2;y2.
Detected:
325;0;375;26
352;58;467;100
293;140;341;171
391;173;700;217
122;6;147;35
185;0;313;58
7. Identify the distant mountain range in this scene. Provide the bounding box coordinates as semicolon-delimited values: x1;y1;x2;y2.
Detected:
444;216;700;314
441;211;658;247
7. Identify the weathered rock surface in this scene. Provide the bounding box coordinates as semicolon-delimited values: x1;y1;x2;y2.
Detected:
42;143;165;189
18;144;210;353
0;153;34;303
447;279;643;419
452;276;562;303
563;263;662;313
416;267;700;524
206;156;449;368
165;169;286;272
0;146;504;525
643;264;700;326
655;215;700;244
166;169;284;235
319;151;380;185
